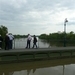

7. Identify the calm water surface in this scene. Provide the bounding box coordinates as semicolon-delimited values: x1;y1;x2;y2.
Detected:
0;58;75;75
13;38;49;48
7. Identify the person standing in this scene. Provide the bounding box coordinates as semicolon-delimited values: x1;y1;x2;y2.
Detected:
5;34;10;50
0;35;3;49
32;35;37;48
8;33;14;49
26;34;32;48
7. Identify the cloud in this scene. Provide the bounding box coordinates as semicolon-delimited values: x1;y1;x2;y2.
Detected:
0;0;75;35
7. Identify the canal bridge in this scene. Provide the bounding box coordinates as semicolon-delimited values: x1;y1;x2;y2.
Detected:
0;47;75;64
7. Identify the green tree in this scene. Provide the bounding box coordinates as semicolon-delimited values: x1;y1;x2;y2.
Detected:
0;25;8;38
0;25;8;48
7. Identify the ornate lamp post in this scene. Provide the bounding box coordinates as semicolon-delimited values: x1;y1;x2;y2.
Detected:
64;18;68;47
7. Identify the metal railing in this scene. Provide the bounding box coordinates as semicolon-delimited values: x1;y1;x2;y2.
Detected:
12;38;49;49
0;47;75;63
11;38;75;49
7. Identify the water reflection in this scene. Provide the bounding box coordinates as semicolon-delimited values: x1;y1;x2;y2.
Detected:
0;58;75;75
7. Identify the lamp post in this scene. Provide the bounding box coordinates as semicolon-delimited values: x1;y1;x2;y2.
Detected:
64;18;68;47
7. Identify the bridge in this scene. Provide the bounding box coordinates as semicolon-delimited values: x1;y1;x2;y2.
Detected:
0;47;75;64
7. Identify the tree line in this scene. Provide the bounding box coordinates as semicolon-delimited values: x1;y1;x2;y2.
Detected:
39;31;75;46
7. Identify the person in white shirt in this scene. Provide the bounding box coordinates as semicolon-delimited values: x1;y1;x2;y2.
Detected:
8;33;14;49
26;34;32;48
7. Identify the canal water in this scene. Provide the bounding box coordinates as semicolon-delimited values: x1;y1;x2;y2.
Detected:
13;38;50;49
0;58;75;75
0;38;75;75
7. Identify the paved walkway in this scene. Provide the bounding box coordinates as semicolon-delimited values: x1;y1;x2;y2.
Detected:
0;47;75;53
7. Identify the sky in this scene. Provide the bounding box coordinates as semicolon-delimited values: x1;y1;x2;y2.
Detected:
0;0;75;35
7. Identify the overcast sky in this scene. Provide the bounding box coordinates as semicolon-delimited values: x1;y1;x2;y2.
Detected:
0;0;75;35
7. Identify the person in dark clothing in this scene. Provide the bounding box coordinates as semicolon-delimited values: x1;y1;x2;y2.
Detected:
32;35;37;48
0;35;3;49
5;34;10;50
